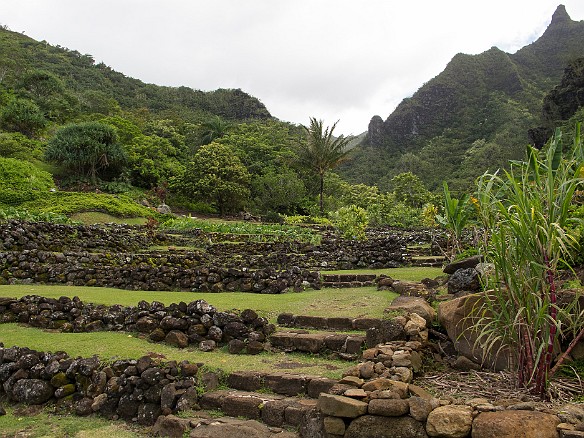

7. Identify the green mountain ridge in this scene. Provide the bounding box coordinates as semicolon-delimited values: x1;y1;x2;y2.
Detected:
0;25;271;123
343;4;584;192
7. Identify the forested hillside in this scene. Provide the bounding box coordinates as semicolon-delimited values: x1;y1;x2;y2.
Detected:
0;26;271;122
341;5;584;192
2;7;584;230
2;24;422;226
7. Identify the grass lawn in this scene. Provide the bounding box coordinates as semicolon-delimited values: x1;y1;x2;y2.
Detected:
0;323;351;379
0;405;143;438
0;285;399;321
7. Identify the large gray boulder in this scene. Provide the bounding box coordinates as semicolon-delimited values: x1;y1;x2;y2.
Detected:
344;415;428;438
471;410;560;438
438;292;511;370
443;255;483;274
447;268;481;294
12;379;54;404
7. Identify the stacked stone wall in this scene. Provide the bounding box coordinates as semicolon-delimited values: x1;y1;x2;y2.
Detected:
0;295;274;353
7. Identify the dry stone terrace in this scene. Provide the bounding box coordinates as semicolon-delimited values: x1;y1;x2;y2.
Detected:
0;220;445;292
1;341;582;437
2;220;583;437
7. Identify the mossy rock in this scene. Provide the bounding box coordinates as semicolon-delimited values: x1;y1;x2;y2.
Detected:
50;372;70;387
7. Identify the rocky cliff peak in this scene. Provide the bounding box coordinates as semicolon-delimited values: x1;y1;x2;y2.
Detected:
550;4;571;27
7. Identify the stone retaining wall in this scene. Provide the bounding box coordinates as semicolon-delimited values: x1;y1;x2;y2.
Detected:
0;250;320;292
0;220;159;253
0;221;413;273
0;345;201;425
0;295;274;353
203;237;407;270
2;345;580;437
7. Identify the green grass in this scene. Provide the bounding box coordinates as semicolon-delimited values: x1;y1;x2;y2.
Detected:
322;266;444;281
0;405;143;437
71;211;148;225
19;192;157;218
0;323;350;378
0;285;397;321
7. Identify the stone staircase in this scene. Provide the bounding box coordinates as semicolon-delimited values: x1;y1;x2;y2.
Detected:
406;244;446;267
270;331;366;358
321;273;377;288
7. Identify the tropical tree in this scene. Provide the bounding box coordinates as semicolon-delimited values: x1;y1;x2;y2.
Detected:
17;69;79;122
251;166;306;214
389;172;432;208
177;142;250;216
45;121;126;185
125;134;184;188
297;118;352;215
201;115;231;145
0;98;46;137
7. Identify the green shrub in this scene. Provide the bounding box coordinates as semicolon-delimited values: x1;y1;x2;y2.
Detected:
382;202;424;228
0;132;43;161
160;216;320;244
261;211;284;224
284;215;332;226
0;206;75;224
330;205;369;240
0;157;54;205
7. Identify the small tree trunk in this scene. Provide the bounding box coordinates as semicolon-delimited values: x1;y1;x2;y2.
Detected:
319;172;324;216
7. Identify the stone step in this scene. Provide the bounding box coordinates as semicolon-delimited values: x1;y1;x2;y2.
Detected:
199;389;318;429
269;331;366;358
409;256;446;268
153;411;301;437
321;273;377;288
277;313;382;331
225;371;338;398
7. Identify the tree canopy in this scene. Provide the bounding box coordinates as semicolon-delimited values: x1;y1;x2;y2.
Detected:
176;142;251;216
297;118;352;215
45;121;126;184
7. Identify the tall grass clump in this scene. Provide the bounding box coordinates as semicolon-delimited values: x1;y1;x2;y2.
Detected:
475;126;584;398
436;181;472;259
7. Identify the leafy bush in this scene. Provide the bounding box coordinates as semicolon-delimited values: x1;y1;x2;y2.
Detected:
261;211;284;224
19;191;157;218
381;202;424;228
284;215;332;226
160;216;320;244
165;193;217;215
0;132;43;160
330;205;369;240
0;157;54;205
0;206;75;224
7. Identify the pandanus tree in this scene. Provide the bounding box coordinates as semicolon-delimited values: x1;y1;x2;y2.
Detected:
45;121;126;185
475;126;584;398
298;118;352;215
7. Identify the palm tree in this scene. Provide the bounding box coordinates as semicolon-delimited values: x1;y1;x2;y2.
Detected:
200;116;231;145
298;118;352;215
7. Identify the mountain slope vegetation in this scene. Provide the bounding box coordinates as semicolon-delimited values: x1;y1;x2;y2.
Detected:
342;5;584;192
0;26;271;122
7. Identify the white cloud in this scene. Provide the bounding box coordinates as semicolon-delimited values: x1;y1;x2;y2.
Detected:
3;0;584;135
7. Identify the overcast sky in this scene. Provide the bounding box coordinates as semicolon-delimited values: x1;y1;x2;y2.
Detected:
3;1;584;136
